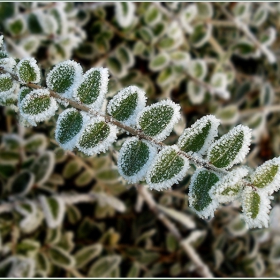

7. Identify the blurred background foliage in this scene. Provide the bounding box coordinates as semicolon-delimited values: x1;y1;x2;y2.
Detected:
1;2;280;277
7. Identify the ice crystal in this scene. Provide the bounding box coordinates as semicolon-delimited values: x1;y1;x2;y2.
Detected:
118;137;157;183
107;85;147;126
136;99;181;141
73;67;108;111
146;145;189;191
0;57;16;72
177;115;220;155
115;2;136;28
16;58;40;84
0;73;17;100
46;60;83;98
20;89;58;126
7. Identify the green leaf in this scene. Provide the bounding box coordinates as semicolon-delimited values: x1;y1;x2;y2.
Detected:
107;56;126;78
24;134;47;153
179;4;197;33
115;2;135;28
73;68;108;110
144;5;161;26
0;3;15;20
75;244;103;269
196;3;213;19
149;53;170;72
66;204;81;224
46;60;83;98
63;160;82;179
216;105;239;125
16;58;40;84
107;85;146;125
188;168;219;218
48;246;75;268
137;99;181;141
156;67;174;86
36;252;51;274
7;16;26;36
0;73;17;98
207;125;251;169
18;87;32;103
118;137;157;183
127;262;141;277
27;13;43;33
177;115;220;155
188;59;207;80
116;46;134;67
9;171;34;196
146;146;189;190
76;116;117;156
190;23;212;48
187;81;205;104
75;170;93;187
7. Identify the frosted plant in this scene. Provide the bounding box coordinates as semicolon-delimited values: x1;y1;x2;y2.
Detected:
1;34;280;229
115;2;136;28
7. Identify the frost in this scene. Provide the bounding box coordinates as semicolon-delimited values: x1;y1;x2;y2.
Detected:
210;73;230;99
115;2;136;28
76;116;118;156
146;145;189;191
46;60;83;99
136;99;181;141
73;67;108;111
0;57;16;72
210;167;248;203
107;85;147;126
187;59;207;80
177;115;220;155
187;81;206;104
207;125;252;170
0;35;3;48
180;4;198;34
0;73;17;100
118;137;157;184
20;89;58;126
241;187;271;229
16;58;41;84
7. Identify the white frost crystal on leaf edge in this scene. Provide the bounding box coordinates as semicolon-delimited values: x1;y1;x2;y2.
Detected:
73;67;109;111
241;187;272;229
188;168;220;219
136;99;181;142
146;145;189;191
107;85;147;126
20;89;58;126
16;57;41;84
0;57;16;72
177;115;220;155
76;116;118;156
187;59;207;80
118;137;157;184
115;2;135;28
210;167;248;203
207;124;252;170
0;73;17;99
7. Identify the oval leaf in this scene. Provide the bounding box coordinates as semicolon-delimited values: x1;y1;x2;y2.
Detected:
16;58;40;84
18;87;32;103
75;244;103;269
9;171;34;197
190;23;212;48
187;81;205;104
48;246;75;268
149;53;170;72
0;73;17;100
115;2;135;28
188;59;207;80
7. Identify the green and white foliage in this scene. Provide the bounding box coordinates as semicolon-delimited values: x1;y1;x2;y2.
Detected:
107;86;146;126
187;81;205;104
118;137;157;183
8;171;34;197
115;2;136;28
19;89;58;126
180;4;197;34
73;67;108;110
146;146;189;191
188;168;220;218
0;73;17;101
76;116;118;156
207;125;251;170
190;23;212;48
16;58;40;84
136;99;181;141
177;115;220;155
46;60;83;99
210;73;230;99
187;59;207;80
6;15;27;36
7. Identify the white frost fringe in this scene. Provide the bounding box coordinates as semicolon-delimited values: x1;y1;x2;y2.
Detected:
16;57;41;84
115;2;135;28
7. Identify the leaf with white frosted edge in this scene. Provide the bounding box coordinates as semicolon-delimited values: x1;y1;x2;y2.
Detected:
187;81;206;104
18;87;32;104
115;2;135;28
188;168;220;218
16;58;40;84
260;82;274;107
9;171;34;197
75;244;103;269
149;53;170;72
251;157;280;195
196;3;213;19
39;195;65;228
190;23;212;48
187;59;207;81
117;137;157;183
73;67;108;110
216;105;239;125
6;16;27;36
144;5;162;26
210;73;228;91
136;99;181;141
116;46;134;68
241;187;271;228
146;145;189;191
76;116;117;156
180;4;197;33
169;51;190;67
260;27;276;47
207;125;251;170
0;73;17;100
107;86;146;126
233;3;251;20
20;89;58;126
55;108;85;151
177;115;220;155
210;167;248;203
0;35;3;48
251;5;268;27
46;60;83;98
0;57;17;72
48;246;75;269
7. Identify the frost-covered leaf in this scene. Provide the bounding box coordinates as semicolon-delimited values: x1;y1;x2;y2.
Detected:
251;157;280;195
170;51;190;67
260;82;274;106
177;115;220;155
20;89;58;126
107;85;146;126
18;87;32;104
207;125;251;169
241;187;271;228
196;3;213;19
211;167;248;203
149;53;170;72
233;40;257;59
115;2;135;28
116;46;134;67
260;27;276;47
48;246;75;268
73;67;108;110
180;4;197;33
227;214;248;237
76;116;117;156
6;16;27;36
107;56;127;78
39;195;65;228
190;23;212;48
118;137;157;183
24;134;47;153
251;5;268;27
188;168;220;218
144;5;162;26
16;58;40;84
157;67;174;87
187;59;207;80
46;60;83;98
210;73;228;94
216;105;239;125
146;146;189;190
233;3;251;19
0;73;17;100
55;108;85;151
0;57;16;72
9;171;34;197
75;244;102;269
8;257;35;278
187;81;206;104
136;99;181;141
